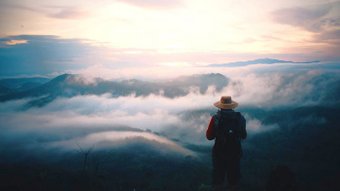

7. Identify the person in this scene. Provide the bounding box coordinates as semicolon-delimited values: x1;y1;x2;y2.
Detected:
206;96;247;191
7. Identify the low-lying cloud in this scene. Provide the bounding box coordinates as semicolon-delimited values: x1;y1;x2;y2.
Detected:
0;68;339;164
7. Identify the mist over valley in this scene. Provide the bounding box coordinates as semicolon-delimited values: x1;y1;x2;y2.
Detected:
0;62;339;190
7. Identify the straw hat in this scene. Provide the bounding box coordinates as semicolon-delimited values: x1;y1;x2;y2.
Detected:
214;96;238;109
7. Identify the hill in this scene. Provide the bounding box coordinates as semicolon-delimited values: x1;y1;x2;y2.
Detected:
0;73;229;107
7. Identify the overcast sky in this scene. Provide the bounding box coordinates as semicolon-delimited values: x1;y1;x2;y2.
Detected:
0;0;339;77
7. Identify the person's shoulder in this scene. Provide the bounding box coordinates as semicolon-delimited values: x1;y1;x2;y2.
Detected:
233;111;245;119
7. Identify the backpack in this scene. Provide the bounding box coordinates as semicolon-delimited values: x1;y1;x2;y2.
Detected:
213;111;242;152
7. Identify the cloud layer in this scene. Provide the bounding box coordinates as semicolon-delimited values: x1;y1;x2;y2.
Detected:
1;68;338;160
0;35;95;77
272;1;340;58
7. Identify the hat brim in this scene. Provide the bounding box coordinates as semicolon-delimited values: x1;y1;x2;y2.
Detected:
213;101;238;109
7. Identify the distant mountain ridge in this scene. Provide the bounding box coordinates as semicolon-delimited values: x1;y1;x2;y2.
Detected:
210;58;319;67
0;73;229;107
0;77;50;93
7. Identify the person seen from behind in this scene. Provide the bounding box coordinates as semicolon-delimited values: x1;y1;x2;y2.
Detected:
206;96;247;191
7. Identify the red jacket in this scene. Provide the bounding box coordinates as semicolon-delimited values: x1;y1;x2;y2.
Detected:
206;117;215;140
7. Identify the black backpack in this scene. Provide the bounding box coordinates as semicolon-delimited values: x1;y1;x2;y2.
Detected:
214;111;242;151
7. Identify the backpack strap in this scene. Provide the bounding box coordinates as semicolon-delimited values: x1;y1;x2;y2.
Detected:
212;112;220;137
213;112;220;126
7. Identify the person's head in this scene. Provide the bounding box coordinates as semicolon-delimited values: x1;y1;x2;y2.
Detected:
213;96;238;110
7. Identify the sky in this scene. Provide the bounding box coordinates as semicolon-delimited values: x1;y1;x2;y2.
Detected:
0;0;339;77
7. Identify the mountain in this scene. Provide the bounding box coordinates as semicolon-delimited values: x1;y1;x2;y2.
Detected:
209;58;319;67
0;77;50;93
0;73;229;107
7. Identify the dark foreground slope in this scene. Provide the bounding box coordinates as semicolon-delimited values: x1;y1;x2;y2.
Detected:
241;105;340;191
0;138;210;191
1;105;339;191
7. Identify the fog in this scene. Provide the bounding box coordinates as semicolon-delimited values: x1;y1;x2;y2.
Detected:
1;66;338;160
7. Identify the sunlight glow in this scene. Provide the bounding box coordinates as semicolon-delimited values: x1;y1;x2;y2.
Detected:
4;39;28;45
1;0;338;65
0;0;321;55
